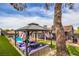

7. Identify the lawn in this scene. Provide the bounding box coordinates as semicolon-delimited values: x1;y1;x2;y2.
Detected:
37;39;56;49
67;45;79;56
1;35;79;56
37;39;79;56
0;35;21;56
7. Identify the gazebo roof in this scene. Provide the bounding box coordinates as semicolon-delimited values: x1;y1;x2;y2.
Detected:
16;23;48;31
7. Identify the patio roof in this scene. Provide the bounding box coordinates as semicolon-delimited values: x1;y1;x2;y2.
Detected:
16;23;49;31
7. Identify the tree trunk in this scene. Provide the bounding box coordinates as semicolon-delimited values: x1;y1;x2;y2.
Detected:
54;3;68;56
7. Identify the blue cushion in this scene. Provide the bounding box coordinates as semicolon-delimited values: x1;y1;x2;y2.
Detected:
16;37;23;43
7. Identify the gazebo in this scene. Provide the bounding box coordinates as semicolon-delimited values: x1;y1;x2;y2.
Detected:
15;23;49;56
16;23;49;41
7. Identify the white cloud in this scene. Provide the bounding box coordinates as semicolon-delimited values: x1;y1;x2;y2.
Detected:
0;6;54;29
1;4;79;30
0;16;53;29
1;9;79;30
62;10;79;29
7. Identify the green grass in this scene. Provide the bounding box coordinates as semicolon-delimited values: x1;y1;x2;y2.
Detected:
0;36;21;56
37;40;56;49
67;45;79;56
49;44;56;49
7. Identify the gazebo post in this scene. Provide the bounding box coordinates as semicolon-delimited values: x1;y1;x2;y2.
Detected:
35;31;37;42
33;32;35;41
15;30;16;46
42;31;44;41
32;32;33;40
50;30;52;46
26;31;29;56
30;31;33;41
37;31;38;41
44;31;46;41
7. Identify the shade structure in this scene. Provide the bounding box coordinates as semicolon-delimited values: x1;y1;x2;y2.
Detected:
16;23;49;31
15;23;49;56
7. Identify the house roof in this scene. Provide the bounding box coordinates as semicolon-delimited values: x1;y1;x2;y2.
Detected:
64;25;73;32
51;25;74;33
16;23;48;31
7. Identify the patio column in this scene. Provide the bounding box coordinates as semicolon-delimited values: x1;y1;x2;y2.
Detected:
14;30;16;46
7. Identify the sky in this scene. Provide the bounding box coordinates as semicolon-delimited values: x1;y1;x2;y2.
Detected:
0;3;79;29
